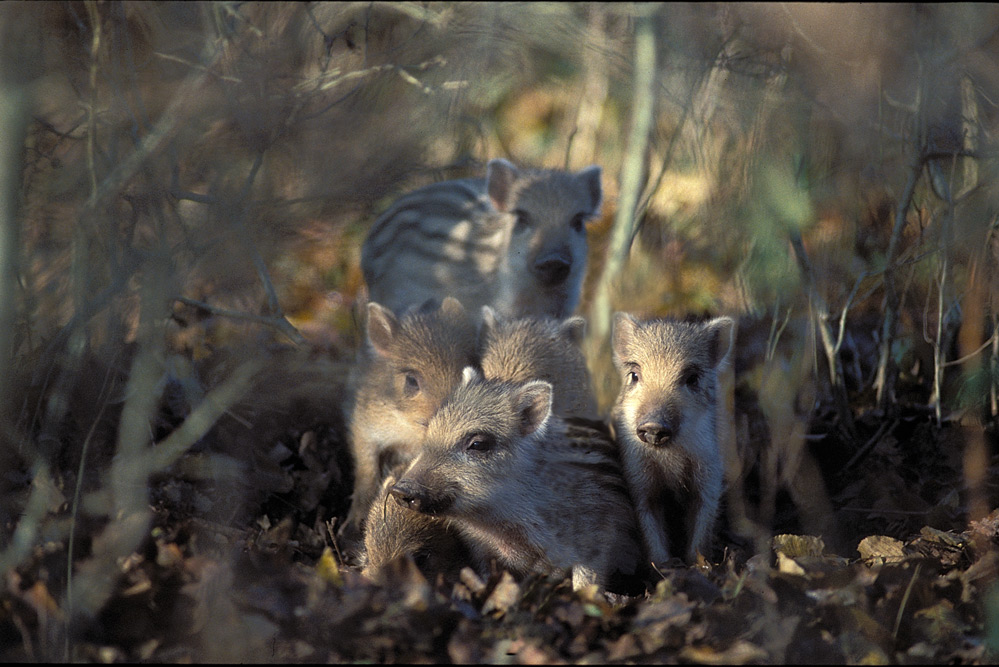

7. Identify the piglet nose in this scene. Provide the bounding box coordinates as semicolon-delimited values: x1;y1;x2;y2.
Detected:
532;251;572;285
637;421;673;446
389;480;423;511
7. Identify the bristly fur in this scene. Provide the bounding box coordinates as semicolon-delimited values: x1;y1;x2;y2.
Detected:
478;306;597;418
611;313;734;565
360;471;475;584
390;371;642;592
341;296;478;545
363;309;602;582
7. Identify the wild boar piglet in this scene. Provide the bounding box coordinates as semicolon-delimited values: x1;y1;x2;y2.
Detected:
390;367;642;591
611;313;734;565
342;296;477;544
362;159;602;320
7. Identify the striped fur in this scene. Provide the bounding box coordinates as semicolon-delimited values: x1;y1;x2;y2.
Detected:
389;368;642;591
362;159;602;319
611;314;734;565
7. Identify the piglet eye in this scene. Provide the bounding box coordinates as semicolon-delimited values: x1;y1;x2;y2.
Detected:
465;434;495;454
513;210;531;233
683;368;701;389
626;366;641;385
403;372;420;395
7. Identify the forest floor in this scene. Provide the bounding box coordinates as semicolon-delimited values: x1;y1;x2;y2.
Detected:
1;330;998;664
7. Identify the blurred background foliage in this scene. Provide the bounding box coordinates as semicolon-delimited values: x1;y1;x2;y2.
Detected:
1;2;999;660
5;2;999;403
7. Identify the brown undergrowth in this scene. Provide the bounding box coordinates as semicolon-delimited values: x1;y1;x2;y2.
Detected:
1;317;996;664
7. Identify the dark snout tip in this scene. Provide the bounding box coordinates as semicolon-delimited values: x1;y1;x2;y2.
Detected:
388;483;421;512
637;422;673;447
533;256;572;286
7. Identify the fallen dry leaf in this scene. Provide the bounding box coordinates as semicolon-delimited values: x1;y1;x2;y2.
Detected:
858;535;908;563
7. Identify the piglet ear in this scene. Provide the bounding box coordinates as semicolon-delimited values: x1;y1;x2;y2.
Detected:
440;295;465;317
705;316;735;370
486;158;519;212
610;312;638;368
561;316;587;346
478;305;500;347
366;302;399;357
461;366;481;386
480;305;499;332
576;164;603;214
514;380;553;437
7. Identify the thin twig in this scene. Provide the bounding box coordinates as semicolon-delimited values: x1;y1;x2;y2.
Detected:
233;152;303;342
843;419;898;472
874;148;925;412
172;151;304;346
766;303;792;363
835;271;869;352
65;354;118;659
631;67;700;246
778;3;869;68
943;331;998;367
153;51;242;83
788;232;855;436
0;40;30;418
170;187;214;206
564;5;608;170
932;254;947;424
175;296;305;345
85;0;100;202
893;562;922;641
838;506;930;516
142;359;263;473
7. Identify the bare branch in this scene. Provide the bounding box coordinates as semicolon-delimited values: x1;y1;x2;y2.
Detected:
0;61;29;418
788;232;856;437
153;51;242;83
944;331;997;368
142;358;262;473
587;5;657;356
874;149;925;412
836;271;870;353
68;279;260;625
175;296;305;345
64;354;119;658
